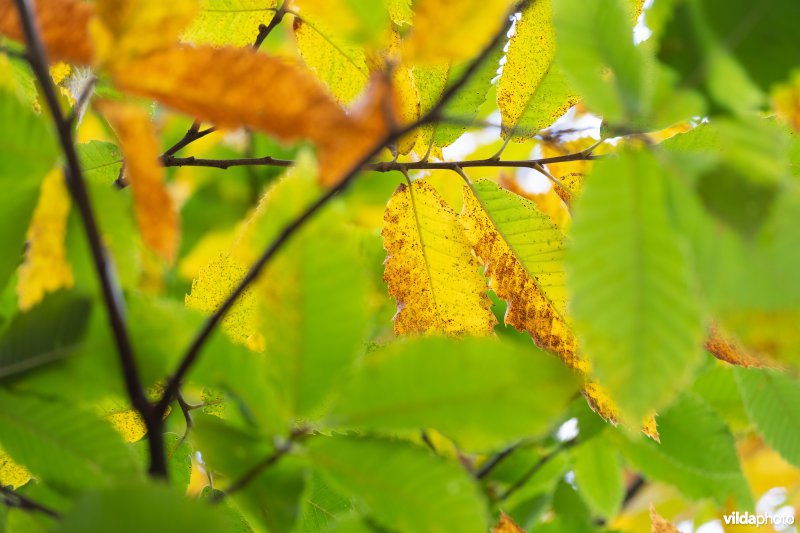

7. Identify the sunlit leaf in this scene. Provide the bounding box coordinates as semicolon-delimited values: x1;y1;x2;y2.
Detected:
383;180;495;336
183;0;277;47
497;0;578;140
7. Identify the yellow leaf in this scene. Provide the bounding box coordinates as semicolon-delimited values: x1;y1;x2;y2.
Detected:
111;45;389;186
411;62;449;156
92;0;199;64
461;180;579;368
541;136;597;181
492;512;525;533
105;408;147;443
650;504;680;533
382;180;496;336
772;71;800;132
17;168;74;311
0;452;31;489
0;0;94;64
497;0;579;140
404;0;514;63
185;252;264;351
183;0;277;47
293;16;369;104
97;100;180;263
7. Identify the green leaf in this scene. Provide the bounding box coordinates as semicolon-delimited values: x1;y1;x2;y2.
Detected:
0;291;91;379
295;472;355;533
571;433;623;520
0;89;58;292
735;367;800;468
306;435;488;533
554;0;702;129
76;141;139;288
613;394;751;507
55;482;231;533
0;389;138;492
329;336;578;451
192;415;304;533
658;0;800;93
567;149;705;424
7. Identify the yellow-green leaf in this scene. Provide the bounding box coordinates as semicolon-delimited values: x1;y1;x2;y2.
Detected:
497;0;578;140
460;179;578;367
383;180;495;336
183;0;277;47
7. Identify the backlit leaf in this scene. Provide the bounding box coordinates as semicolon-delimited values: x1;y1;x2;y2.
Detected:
404;0;513;64
497;0;578;140
650;505;680;533
568;149;704;423
17;169;73;311
382;180;495;336
183;0;277;47
492;512;525;533
571;433;624;519
461;180;578;369
293;16;369;105
97;100;179;262
772;71;800;132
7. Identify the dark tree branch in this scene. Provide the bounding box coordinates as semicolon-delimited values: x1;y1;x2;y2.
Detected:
0;486;61;520
622;475;646;507
155;0;531;418
162;150;598;172
11;0;163;477
498;437;578;502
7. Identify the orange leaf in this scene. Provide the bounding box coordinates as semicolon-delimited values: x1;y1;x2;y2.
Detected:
97;100;179;262
112;45;389;186
705;323;766;368
0;0;93;64
492;512;525;533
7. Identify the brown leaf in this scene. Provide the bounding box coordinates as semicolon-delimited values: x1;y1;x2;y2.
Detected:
97;100;179;262
112;45;389;186
0;0;93;64
705;323;767;367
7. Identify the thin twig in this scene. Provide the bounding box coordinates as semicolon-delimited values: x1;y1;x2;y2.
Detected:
155;0;531;417
210;429;308;503
475;443;519;480
11;0;162;475
0;486;61;520
159;7;287;162
498;437;578;502
162;151;598;172
176;392;193;446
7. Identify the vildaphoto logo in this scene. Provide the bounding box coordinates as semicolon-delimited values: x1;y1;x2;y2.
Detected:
722;512;795;528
